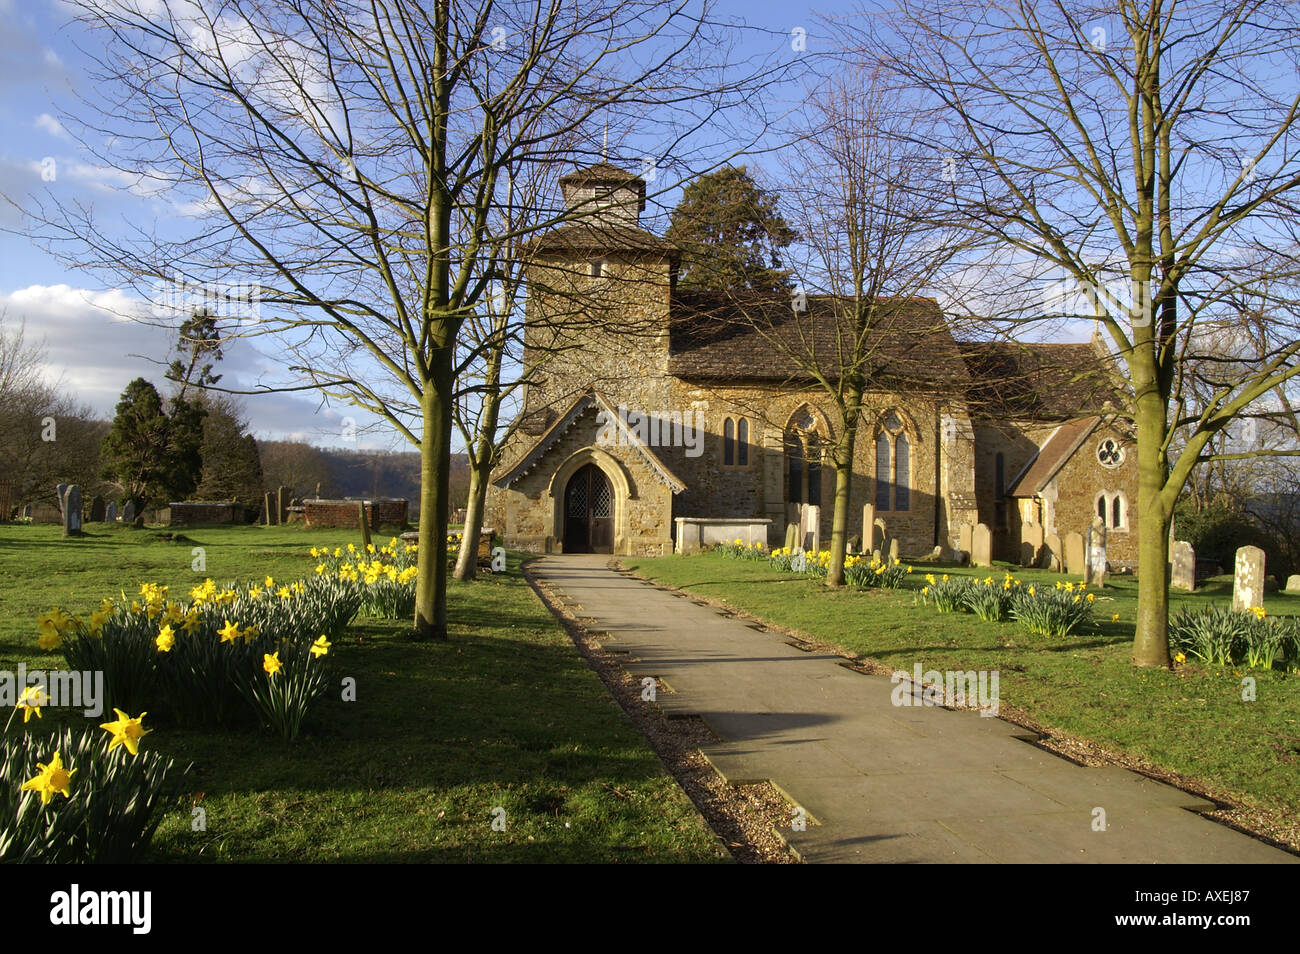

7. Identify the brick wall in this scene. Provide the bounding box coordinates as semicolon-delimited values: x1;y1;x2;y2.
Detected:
303;499;409;530
167;502;244;526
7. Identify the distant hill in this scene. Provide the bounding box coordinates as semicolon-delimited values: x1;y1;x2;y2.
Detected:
259;440;470;513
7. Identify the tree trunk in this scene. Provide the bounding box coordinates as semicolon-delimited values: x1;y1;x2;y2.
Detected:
414;351;453;640
826;390;862;588
1132;394;1172;668
453;464;484;580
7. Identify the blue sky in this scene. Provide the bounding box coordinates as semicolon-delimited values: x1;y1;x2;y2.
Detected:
0;0;852;450
0;0;1091;451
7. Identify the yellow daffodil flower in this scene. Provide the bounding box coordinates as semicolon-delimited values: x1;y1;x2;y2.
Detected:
156;624;175;652
218;619;241;643
263;652;283;676
99;709;151;756
310;635;331;658
21;752;75;804
16;685;47;723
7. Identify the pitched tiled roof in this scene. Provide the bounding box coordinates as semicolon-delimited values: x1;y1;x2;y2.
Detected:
957;341;1125;420
1007;416;1101;497
493;391;687;493
667;291;970;389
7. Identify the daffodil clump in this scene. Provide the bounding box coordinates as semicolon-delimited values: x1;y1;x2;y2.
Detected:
42;575;359;731
1007;579;1096;637
962;572;1024;622
842;555;912;590
311;539;420;618
918;573;973;613
1168;605;1300;670
0;708;183;863
713;539;768;561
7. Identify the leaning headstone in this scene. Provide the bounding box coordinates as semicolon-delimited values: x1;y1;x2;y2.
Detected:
62;485;82;537
971;522;992;568
1286;574;1300;594
1063;531;1086;577
89;495;106;522
122;500;136;525
1171;541;1196;592
56;483;69;517
888;537;900;562
1085;517;1108;587
105;501;117;522
784;522;798;553
1233;545;1266;614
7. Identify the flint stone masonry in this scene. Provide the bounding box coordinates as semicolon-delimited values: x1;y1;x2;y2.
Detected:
676;517;771;554
167;502;244;526
1233;546;1266;613
1171;541;1196;592
304;498;409;530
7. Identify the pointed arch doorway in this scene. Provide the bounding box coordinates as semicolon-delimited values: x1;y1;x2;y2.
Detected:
563;463;613;553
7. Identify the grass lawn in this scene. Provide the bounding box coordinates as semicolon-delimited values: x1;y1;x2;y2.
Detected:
623;552;1300;850
0;523;725;863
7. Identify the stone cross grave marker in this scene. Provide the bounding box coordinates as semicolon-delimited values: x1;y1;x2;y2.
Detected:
1233;545;1266;613
1171;540;1196;592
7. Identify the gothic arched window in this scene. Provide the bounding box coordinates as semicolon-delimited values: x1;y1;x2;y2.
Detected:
875;411;911;512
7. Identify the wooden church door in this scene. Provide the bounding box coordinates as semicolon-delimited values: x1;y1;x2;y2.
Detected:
563;463;613;553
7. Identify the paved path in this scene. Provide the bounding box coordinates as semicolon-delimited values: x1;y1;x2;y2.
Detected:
533;555;1296;863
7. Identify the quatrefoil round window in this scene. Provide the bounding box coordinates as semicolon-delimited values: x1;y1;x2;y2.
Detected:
1097;438;1124;468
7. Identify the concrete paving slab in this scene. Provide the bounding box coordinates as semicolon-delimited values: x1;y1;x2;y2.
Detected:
532;555;1297;864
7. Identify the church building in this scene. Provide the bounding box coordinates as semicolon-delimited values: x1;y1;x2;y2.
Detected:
485;164;1139;569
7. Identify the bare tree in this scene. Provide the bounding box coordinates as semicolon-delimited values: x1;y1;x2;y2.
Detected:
863;0;1300;666
17;0;786;638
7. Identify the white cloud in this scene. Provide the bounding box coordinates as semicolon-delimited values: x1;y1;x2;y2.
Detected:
0;283;402;446
35;113;69;140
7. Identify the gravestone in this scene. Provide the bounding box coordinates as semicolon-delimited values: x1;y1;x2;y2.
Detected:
1171;541;1196;592
873;518;888;558
1044;533;1062;572
21;504;33;519
263;492;274;525
122;500;136;525
1286;574;1300;594
957;522;973;559
89;495;105;522
277;486;289;525
62;485;82;537
888;537;900;562
1085;517;1108;587
784;522;798;552
870;548;879;563
1233;545;1266;613
55;483;69;518
105;501;117;522
1063;532;1086;577
357;500;372;549
801;504;821;553
862;504;878;552
1022;523;1044;568
971;523;992;568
